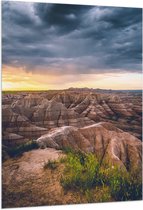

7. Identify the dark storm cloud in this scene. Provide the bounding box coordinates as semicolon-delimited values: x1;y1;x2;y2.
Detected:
34;3;92;34
2;1;142;74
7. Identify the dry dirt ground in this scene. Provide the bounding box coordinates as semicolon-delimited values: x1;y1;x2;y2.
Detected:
2;148;112;208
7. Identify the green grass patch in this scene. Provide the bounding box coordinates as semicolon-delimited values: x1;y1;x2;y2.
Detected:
60;150;142;202
109;167;142;201
61;152;102;190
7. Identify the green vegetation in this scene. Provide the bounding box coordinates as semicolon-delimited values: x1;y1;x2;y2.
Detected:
62;146;76;154
61;152;102;190
109;168;142;201
60;150;142;202
6;140;39;157
43;160;58;170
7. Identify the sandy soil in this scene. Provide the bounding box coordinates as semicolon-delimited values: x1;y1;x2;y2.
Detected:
2;148;91;208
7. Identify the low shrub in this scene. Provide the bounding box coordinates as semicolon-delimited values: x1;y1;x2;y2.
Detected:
97;163;142;201
61;152;102;190
43;160;58;170
7;140;39;157
62;147;75;154
95;186;112;202
109;167;142;201
61;150;142;201
85;189;94;203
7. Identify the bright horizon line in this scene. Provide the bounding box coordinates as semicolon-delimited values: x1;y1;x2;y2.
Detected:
2;88;142;92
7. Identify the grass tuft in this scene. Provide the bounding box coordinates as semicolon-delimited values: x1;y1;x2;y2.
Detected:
60;150;142;201
109;167;142;201
43;160;58;170
61;152;102;190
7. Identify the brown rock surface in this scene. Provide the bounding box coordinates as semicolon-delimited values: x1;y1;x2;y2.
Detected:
2;149;71;208
2;89;142;207
37;122;142;171
2;104;48;143
2;90;142;142
3;148;108;208
2;132;27;146
2;89;142;168
3;148;64;183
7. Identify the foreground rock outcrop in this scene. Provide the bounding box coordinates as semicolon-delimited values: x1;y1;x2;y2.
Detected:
3;148;114;208
37;122;142;172
2;148;69;208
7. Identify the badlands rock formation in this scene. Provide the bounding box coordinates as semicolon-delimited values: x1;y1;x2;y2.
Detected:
2;104;48;146
2;89;142;208
37;122;142;171
2;90;142;142
2;89;142;170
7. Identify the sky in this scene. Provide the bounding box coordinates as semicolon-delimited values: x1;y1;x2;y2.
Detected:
2;1;142;90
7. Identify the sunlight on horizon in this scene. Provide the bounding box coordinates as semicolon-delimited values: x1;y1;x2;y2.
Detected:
2;66;142;91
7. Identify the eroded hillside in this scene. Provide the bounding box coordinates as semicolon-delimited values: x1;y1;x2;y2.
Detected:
2;89;142;146
2;89;142;207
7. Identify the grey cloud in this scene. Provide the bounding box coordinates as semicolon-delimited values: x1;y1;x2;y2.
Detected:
34;3;92;34
2;1;142;74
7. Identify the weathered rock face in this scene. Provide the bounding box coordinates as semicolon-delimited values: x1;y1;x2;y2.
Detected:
3;148;64;182
2;90;142;208
36;122;142;172
31;99;93;128
2;90;142;147
2;148;72;208
2;104;48;145
2;132;28;147
10;94;94;128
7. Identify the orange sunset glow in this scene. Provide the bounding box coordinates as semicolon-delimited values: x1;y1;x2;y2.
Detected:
2;2;142;91
2;65;142;91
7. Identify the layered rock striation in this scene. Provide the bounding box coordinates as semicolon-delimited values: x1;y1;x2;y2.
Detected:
37;122;142;172
2;90;142;147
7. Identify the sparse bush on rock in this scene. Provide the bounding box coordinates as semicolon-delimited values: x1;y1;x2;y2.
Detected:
61;152;103;190
6;140;39;157
61;150;142;201
43;160;58;170
109;167;142;201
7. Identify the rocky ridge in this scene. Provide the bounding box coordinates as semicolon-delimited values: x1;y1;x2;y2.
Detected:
2;90;142;207
2;90;142;146
37;122;142;172
2;90;142;171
